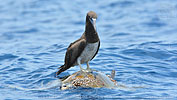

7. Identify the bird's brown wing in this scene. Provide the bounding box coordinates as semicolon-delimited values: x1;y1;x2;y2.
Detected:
56;39;86;75
91;41;100;60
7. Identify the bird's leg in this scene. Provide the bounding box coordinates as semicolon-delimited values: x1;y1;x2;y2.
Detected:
77;58;84;71
86;61;91;72
77;58;87;75
86;61;97;72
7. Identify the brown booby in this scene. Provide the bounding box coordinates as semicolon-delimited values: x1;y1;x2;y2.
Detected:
56;11;100;76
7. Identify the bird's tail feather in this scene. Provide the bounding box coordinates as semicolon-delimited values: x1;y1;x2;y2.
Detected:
56;65;66;76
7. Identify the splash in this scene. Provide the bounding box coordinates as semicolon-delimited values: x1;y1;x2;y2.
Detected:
6;79;61;91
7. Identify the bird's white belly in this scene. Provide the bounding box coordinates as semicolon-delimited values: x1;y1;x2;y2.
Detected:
79;42;99;64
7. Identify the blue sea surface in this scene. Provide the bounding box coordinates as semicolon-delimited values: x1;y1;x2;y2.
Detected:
0;0;177;99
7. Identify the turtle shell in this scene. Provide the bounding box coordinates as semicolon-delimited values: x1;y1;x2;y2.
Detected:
61;70;117;90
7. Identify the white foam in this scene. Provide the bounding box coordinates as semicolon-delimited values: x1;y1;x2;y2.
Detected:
6;79;61;91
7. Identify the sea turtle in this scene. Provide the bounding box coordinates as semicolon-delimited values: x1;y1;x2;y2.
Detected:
60;70;117;90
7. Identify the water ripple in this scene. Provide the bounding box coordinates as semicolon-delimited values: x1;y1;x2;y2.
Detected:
0;54;18;61
1;0;177;99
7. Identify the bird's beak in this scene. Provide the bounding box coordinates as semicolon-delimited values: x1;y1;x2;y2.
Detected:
89;18;97;30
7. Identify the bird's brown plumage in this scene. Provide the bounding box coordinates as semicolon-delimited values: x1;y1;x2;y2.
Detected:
56;38;86;75
56;11;100;76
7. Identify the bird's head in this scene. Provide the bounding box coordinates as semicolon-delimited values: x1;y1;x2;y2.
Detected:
86;11;97;31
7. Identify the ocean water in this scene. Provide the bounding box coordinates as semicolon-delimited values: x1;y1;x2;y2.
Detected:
0;0;177;99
